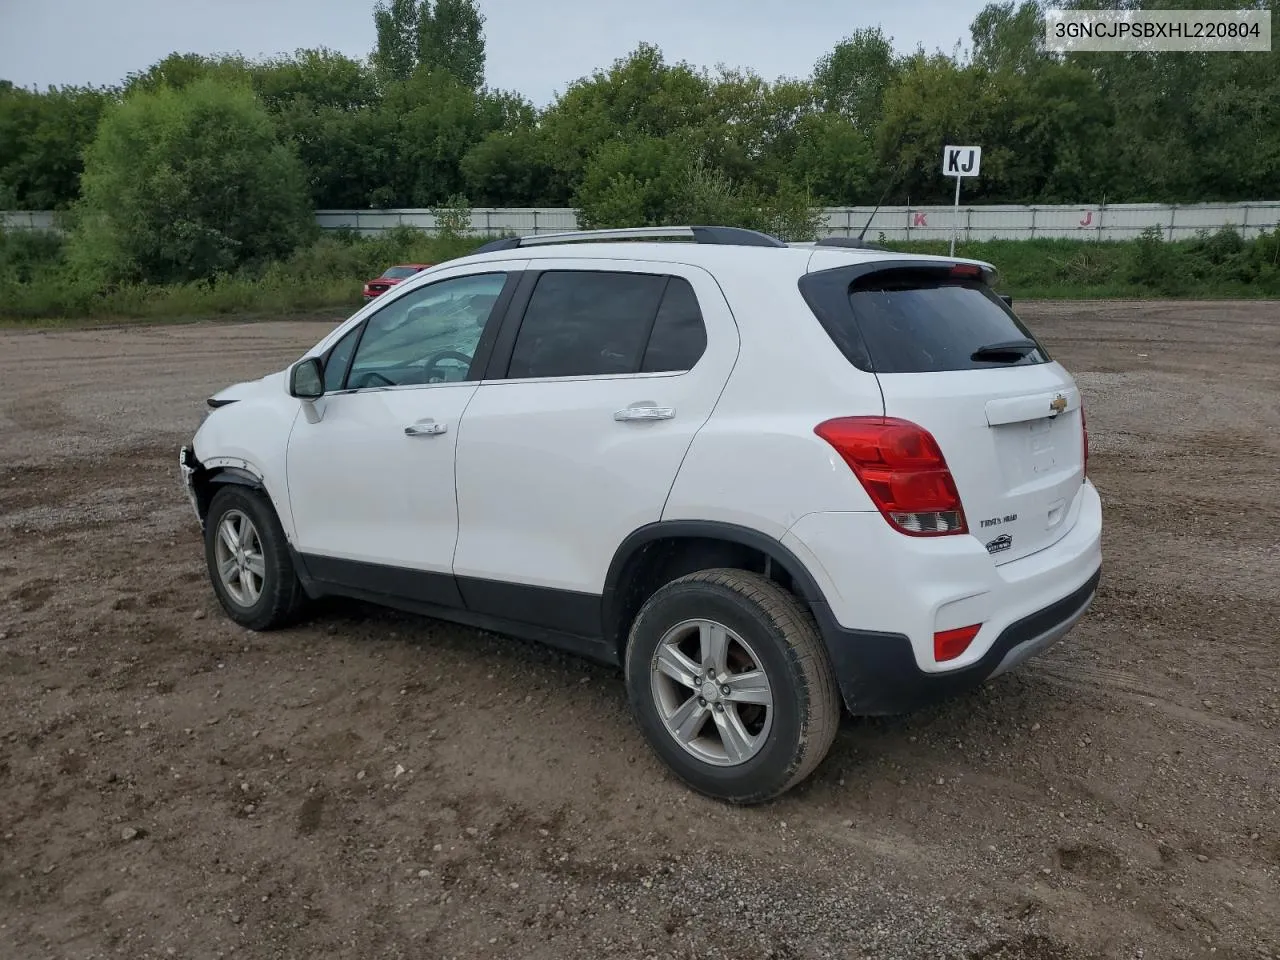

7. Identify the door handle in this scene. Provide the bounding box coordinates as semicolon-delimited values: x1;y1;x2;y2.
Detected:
404;420;447;437
614;402;675;422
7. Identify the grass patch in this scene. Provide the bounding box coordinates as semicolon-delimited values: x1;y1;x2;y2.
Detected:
0;227;490;327
886;230;1280;299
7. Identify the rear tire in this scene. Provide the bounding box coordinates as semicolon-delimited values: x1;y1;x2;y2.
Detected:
624;569;840;804
204;485;306;631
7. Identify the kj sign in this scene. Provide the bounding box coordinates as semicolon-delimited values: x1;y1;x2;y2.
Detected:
942;144;982;256
942;145;982;177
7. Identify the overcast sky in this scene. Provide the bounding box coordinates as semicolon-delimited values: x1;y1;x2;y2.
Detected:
0;0;986;104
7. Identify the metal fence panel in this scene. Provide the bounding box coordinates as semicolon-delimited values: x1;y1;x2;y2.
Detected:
1;210;57;231
6;203;1279;241
310;207;579;237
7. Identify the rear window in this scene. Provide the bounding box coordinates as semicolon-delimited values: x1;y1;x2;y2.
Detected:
800;266;1050;374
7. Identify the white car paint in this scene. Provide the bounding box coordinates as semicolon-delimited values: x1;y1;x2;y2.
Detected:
190;238;1101;680
452;258;740;594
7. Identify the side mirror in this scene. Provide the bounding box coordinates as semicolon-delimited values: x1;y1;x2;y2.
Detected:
289;357;324;400
999;294;1014;308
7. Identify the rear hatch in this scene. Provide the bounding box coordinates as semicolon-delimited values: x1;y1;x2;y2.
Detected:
801;260;1086;565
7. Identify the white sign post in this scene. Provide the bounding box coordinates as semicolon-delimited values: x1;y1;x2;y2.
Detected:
941;145;982;257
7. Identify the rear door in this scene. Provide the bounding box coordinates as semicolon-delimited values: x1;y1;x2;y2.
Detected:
452;259;739;619
805;262;1086;564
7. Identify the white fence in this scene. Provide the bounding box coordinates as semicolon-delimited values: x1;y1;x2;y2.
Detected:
321;202;1280;241
6;202;1278;242
1;210;57;232
822;202;1280;241
315;207;580;237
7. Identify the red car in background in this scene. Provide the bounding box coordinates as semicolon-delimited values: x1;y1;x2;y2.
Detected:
362;264;433;301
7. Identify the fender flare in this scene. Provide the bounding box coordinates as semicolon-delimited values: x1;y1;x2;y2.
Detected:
206;465;266;491
600;519;831;645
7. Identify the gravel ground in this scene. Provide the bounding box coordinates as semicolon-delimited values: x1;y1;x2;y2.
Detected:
1;302;1278;960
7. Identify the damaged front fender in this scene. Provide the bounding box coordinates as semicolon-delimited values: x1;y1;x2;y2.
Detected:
179;445;204;526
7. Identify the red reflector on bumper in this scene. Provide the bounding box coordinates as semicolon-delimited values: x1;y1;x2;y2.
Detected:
934;624;981;663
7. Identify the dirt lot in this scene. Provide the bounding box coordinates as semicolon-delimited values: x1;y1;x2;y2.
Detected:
1;301;1277;960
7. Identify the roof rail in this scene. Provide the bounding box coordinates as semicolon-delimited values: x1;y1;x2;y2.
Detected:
814;237;891;251
472;225;787;254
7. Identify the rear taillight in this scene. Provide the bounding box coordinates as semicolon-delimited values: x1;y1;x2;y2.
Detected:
814;416;968;536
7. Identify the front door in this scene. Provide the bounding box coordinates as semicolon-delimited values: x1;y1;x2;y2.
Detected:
285;267;516;602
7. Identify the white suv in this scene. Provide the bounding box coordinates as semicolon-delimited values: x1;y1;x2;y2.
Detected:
180;226;1102;804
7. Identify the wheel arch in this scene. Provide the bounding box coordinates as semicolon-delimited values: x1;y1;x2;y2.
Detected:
189;458;269;526
601;520;830;662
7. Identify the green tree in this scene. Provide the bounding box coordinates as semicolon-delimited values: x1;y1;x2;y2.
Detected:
969;1;1049;73
1060;0;1280;201
813;28;902;131
418;0;486;90
462;127;562;206
0;83;113;209
696;70;814;191
122;52;252;95
378;68;500;207
251;48;378;112
790;112;875;203
247;49;385;208
372;0;420;82
70;78;313;282
574;136;819;240
539;44;713;191
373;0;486;89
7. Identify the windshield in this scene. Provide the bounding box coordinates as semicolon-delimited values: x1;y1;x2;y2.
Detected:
381;266;420;279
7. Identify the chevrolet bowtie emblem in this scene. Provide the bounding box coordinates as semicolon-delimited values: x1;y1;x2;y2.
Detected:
1049;394;1068;415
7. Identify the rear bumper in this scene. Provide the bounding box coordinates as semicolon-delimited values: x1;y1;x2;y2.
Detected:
784;480;1103;714
811;568;1098;715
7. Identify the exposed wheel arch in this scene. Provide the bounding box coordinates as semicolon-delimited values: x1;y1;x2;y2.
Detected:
189;462;267;525
208;466;265;490
602;520;830;662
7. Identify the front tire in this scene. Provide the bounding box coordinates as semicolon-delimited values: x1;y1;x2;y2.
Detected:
624;569;840;804
204;485;306;631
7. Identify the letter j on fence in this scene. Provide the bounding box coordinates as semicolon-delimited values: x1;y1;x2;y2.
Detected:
942;145;981;257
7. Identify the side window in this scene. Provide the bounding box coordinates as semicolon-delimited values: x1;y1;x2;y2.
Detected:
640;277;707;373
506;271;667;379
346;273;507;390
322;325;360;392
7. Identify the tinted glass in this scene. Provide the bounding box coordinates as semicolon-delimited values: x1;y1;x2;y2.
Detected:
323;325;360;392
640;277;707;373
507;271;667;379
382;266;419;279
847;278;1050;373
346;273;506;389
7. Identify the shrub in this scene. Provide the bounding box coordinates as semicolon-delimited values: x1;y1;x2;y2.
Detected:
432;193;473;240
0;228;65;283
576;146;822;242
69;77;313;284
1127;225;1182;293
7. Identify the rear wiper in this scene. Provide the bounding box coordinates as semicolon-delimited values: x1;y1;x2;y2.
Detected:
971;339;1038;362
